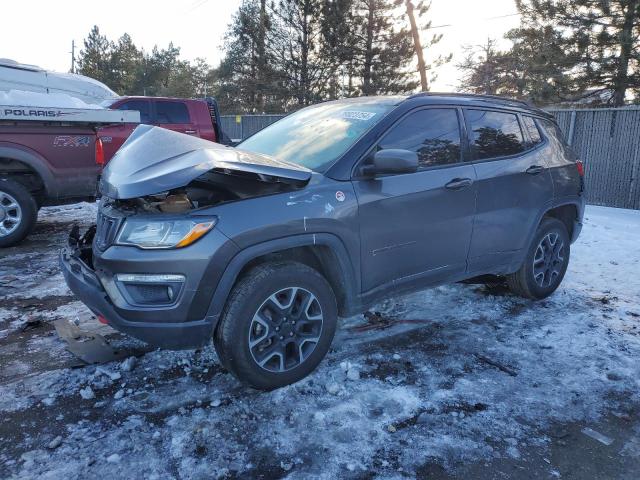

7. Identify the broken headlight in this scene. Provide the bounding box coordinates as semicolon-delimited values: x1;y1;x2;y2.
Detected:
115;218;216;249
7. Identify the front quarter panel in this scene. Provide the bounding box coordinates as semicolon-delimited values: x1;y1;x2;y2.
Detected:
202;175;361;308
211;174;359;254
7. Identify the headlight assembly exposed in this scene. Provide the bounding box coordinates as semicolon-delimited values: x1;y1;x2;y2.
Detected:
116;218;216;249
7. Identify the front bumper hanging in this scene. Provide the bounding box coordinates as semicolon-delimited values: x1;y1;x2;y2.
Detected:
60;226;216;349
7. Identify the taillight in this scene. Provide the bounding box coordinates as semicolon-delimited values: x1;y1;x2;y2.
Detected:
576;159;584;177
97;315;108;325
95;138;105;167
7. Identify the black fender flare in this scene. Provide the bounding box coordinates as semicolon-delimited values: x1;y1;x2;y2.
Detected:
521;196;585;259
0;143;57;197
205;233;359;321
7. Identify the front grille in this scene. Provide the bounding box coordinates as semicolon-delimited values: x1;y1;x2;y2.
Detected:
95;210;122;251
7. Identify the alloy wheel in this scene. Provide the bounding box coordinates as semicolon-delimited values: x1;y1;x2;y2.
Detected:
532;232;565;288
0;191;22;238
248;287;324;373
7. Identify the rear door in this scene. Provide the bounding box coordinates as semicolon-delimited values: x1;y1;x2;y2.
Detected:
100;99;151;162
153;100;196;136
464;108;553;273
353;107;477;293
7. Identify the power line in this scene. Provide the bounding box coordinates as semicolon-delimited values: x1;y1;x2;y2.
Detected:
425;12;521;31
183;0;209;15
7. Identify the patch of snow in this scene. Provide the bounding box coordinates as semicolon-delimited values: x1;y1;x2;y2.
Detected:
1;204;640;478
79;386;95;400
0;89;102;109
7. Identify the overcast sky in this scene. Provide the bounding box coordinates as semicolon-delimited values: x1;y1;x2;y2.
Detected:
1;0;521;91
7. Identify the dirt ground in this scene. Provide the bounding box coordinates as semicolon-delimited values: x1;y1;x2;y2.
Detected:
0;203;639;479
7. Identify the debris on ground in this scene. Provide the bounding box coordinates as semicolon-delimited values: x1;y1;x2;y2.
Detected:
96;367;121;382
120;356;137;372
53;318;146;364
581;427;614;446
475;353;518;377
20;318;44;332
47;436;62;450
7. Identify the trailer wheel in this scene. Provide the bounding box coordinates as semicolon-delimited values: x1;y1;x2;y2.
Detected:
0;178;38;247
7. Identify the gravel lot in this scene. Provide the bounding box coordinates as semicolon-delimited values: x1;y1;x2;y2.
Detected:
0;203;639;479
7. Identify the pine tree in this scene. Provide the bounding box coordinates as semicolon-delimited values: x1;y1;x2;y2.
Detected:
350;0;417;95
320;0;356;98
140;44;182;96
77;26;114;88
458;29;577;105
503;25;578;104
110;34;142;94
516;0;640;106
458;39;506;95
215;0;283;112
270;0;329;106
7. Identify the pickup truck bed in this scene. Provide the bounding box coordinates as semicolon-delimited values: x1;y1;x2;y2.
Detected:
0;96;226;247
0;105;140;247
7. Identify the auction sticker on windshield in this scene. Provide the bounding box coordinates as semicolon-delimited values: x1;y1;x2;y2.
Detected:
342;111;376;121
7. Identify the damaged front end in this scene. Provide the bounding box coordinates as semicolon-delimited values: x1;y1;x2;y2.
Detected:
91;124;313;250
60;125;311;349
99;123;312;205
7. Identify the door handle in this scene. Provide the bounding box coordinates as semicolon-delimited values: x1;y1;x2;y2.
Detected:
184;129;197;134
526;165;544;175
445;178;473;190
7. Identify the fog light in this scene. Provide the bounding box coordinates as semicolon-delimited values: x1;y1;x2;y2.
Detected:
114;273;185;306
115;274;185;283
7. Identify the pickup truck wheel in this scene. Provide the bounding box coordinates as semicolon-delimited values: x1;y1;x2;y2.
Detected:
0;178;38;248
507;217;570;300
214;261;338;390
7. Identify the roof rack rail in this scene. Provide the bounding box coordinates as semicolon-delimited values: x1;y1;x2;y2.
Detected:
407;91;533;108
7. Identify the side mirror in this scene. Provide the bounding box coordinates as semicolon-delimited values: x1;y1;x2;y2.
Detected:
362;149;419;176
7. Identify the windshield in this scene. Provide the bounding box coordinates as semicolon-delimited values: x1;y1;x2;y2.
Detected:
238;100;397;172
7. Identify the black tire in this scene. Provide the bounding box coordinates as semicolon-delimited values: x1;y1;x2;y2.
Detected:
507;217;570;300
0;178;38;248
214;261;338;390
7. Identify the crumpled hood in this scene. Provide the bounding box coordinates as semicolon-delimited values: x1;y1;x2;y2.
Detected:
100;124;312;199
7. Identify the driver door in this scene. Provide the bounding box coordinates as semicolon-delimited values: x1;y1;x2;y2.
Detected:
352;107;477;293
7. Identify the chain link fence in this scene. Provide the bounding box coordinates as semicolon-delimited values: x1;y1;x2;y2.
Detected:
548;107;640;210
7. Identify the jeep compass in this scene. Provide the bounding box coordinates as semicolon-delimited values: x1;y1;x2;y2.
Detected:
61;94;585;390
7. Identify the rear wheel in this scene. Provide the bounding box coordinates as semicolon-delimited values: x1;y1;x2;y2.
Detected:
507;217;570;299
214;261;337;390
0;178;38;248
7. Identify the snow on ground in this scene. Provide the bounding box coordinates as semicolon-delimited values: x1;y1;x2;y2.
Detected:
0;90;103;109
0;204;639;479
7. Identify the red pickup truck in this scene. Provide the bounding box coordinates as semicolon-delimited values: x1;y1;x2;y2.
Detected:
99;96;226;162
0;97;225;247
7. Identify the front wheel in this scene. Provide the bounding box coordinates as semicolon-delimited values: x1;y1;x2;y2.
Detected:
214;261;338;390
507;217;570;300
0;178;38;248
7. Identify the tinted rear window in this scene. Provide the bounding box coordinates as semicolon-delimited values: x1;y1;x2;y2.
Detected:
117;100;151;123
155;101;190;124
465;109;526;160
522;116;542;145
539;119;567;143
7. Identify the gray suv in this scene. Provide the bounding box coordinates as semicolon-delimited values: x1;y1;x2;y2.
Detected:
61;94;585;390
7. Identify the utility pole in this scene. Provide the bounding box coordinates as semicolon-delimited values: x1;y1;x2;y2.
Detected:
405;0;428;91
70;40;76;73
